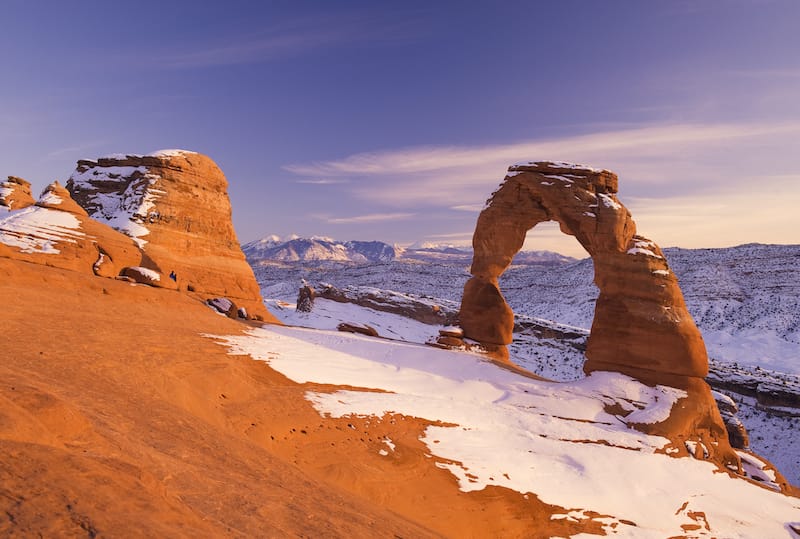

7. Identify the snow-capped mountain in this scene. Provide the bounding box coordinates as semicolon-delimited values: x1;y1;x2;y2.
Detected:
243;236;399;264
244;236;577;266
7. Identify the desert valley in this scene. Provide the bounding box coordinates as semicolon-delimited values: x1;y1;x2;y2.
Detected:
1;150;799;538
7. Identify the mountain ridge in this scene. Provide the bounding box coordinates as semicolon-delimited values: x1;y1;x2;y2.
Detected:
244;235;577;266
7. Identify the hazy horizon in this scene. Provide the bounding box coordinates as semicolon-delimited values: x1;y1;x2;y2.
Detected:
3;1;799;257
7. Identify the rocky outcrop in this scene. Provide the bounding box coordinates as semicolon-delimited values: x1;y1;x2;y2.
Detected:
66;150;275;322
0;176;35;210
337;322;379;337
297;283;315;312
459;161;738;470
119;266;177;290
316;283;456;325
35;181;89;216
0;181;142;276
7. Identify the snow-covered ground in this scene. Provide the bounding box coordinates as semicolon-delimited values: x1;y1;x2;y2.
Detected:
252;243;800;486
266;296;442;343
209;325;800;538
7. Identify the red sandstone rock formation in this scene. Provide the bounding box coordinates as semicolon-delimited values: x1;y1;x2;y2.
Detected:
35;181;89;216
66;150;275;321
0;176;35;210
0;181;142;276
459;161;739;469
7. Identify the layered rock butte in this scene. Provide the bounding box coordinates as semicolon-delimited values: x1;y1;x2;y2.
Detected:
459;162;740;470
64;150;274;320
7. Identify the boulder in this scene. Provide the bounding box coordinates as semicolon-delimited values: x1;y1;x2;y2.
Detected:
119;266;177;290
207;297;239;318
0;176;35;210
337;322;379;337
66;150;277;322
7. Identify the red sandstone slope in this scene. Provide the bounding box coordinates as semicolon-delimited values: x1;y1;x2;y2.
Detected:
0;257;604;538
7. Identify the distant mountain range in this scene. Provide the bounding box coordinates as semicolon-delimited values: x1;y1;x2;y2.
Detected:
242;235;577;266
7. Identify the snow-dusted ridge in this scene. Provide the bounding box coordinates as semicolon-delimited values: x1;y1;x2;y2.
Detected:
209;326;800;538
96;149;198;160
0;206;84;254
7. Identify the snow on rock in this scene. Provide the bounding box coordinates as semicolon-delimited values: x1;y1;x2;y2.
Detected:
0;176;35;210
67;164;158;246
0;206;84;254
209;326;800;538
66;151;274;321
512;160;603;173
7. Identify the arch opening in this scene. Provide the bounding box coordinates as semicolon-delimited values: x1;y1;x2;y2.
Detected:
458;162;707;381
499;225;594;380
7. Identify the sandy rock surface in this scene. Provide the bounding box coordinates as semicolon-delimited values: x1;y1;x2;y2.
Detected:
0;176;35;210
66;150;274;321
1;257;602;538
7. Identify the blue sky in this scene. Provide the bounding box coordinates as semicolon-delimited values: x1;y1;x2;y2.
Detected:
3;0;799;256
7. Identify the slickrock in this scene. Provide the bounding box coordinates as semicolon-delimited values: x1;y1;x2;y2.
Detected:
35;181;89;216
0;181;141;276
460;161;739;469
66;150;275;321
0;176;35;210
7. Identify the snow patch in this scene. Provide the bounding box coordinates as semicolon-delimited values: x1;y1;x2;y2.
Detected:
148;149;197;158
68;165;162;246
37;190;63;206
209;326;800;538
0;206;84;254
597;193;622;210
129;266;161;281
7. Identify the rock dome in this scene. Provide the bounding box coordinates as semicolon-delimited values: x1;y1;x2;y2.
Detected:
66;150;274;321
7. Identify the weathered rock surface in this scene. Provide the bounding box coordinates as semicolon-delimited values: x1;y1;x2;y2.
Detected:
461;162;706;379
120;266;177;290
207;297;240;318
35;181;89;216
297;282;315;312
66;150;275;322
0;181;142;276
459;161;738;469
317;283;455;326
0;176;35;210
337;322;379;337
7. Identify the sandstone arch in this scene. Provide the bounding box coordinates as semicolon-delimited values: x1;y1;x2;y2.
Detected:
459;161;739;469
459;161;707;380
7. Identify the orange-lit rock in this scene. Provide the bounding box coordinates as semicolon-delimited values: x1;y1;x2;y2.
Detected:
0;181;141;276
0;176;35;210
66;150;276;321
461;162;706;379
460;161;738;468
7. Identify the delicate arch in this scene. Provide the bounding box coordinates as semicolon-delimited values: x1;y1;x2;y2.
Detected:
459;162;707;380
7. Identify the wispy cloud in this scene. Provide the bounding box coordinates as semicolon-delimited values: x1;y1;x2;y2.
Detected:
450;204;484;212
286;121;800;253
157;9;430;69
45;141;106;160
296;178;351;185
285;121;800;208
325;212;416;224
727;68;800;80
160;30;338;69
